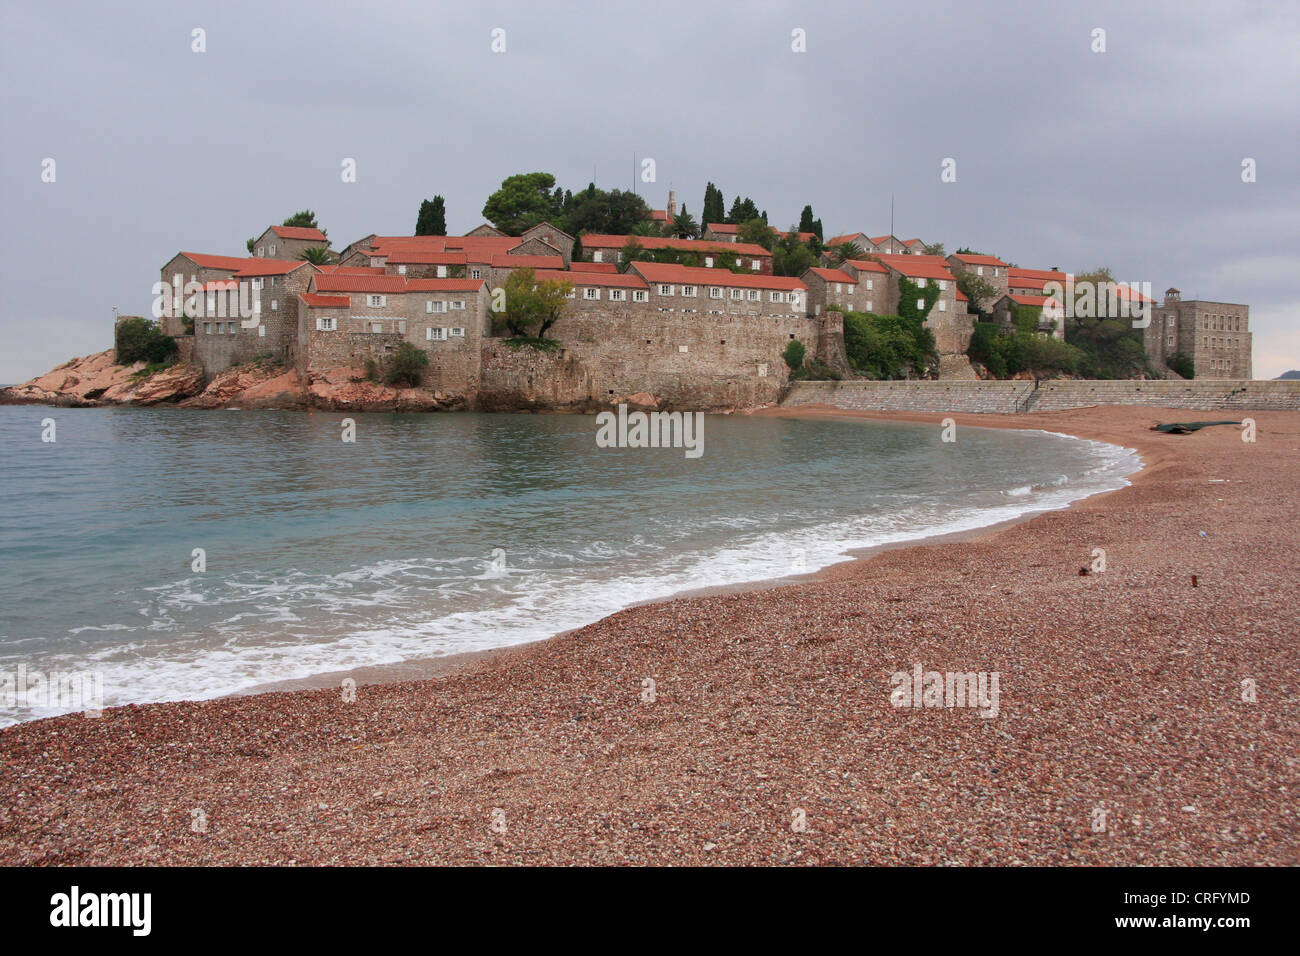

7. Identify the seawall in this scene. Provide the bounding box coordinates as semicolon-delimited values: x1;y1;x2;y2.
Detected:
781;379;1300;413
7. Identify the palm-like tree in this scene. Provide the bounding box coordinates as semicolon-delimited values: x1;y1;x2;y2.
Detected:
298;246;333;265
671;205;700;239
831;242;864;264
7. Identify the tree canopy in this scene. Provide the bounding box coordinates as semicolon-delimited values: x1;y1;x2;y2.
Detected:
415;196;447;236
482;173;565;235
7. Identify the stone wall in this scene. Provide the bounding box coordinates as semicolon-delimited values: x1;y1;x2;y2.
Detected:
782;379;1300;414
478;305;827;409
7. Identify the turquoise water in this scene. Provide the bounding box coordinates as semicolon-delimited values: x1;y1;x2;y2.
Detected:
0;406;1138;724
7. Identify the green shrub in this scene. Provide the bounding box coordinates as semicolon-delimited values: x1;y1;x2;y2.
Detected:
782;339;806;371
384;343;429;387
115;317;177;365
842;311;937;379
1168;351;1195;379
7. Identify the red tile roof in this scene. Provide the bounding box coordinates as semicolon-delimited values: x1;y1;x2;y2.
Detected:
825;234;866;247
331;266;387;276
706;223;739;234
405;279;487;293
490;254;565;269
532;270;648;288
648;210;668;221
313;275;408;294
631;261;806;290
808;267;856;284
875;254;958;282
385;251;468;265
571;261;618;273
180;252;260;272
580;234;772;257
842;259;888;274
778;231;818;243
270;226;328;242
956;289;969;302
1008;267;1070;282
950;253;1008;267
302;293;351;308
234;260;315;277
1008;294;1061;307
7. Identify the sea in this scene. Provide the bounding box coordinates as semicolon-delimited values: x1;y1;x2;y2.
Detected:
0;405;1139;725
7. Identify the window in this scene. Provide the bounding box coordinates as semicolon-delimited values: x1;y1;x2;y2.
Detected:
866;279;874;290
203;322;211;334
730;289;743;300
271;276;279;287
258;325;266;338
751;260;760;271
268;245;276;256
632;290;648;303
916;278;926;287
746;290;760;301
436;266;447;278
271;300;279;311
369;321;383;333
865;299;873;311
937;280;947;291
427;327;447;341
316;316;336;331
938;300;948;312
450;300;466;310
917;298;925;309
976;266;984;276
709;287;723;299
450;327;464;337
397;320;406;334
681;285;697;297
397;265;407;275
367;294;386;307
470;269;482;279
609;289;626;301
584;287;600;300
592;251;603;263
251;277;264;290
427;300;447;313
256;246;263;257
704;257;714;267
769;291;782;302
658;284;674;296
834;283;842;293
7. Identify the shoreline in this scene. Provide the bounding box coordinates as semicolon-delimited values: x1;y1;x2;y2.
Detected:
243;431;1141;699
2;403;1295;865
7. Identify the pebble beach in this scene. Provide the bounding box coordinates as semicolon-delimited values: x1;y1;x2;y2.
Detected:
1;405;1296;865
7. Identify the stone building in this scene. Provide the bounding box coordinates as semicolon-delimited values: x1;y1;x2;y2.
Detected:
578;235;774;274
989;294;1066;340
190;260;320;375
1145;289;1251;379
703;223;739;243
946;253;1009;313
836;259;889;313
801;267;858;316
252;225;330;260
517;222;574;264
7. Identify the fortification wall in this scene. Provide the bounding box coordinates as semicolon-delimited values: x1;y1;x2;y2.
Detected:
478;307;823;409
781;379;1300;413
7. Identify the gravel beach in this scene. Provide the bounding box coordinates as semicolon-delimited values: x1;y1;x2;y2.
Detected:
1;405;1296;865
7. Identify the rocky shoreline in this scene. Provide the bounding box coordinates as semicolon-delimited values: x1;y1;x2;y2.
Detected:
0;350;469;413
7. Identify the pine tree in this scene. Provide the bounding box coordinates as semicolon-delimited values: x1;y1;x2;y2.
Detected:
702;183;725;226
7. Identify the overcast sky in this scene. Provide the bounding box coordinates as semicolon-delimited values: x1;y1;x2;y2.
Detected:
2;0;1297;382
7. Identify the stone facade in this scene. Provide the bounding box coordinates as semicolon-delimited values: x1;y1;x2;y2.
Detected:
517;222;574;263
191;261;319;376
1145;290;1251;380
946;254;1009;313
252;225;330;261
580;235;774;274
